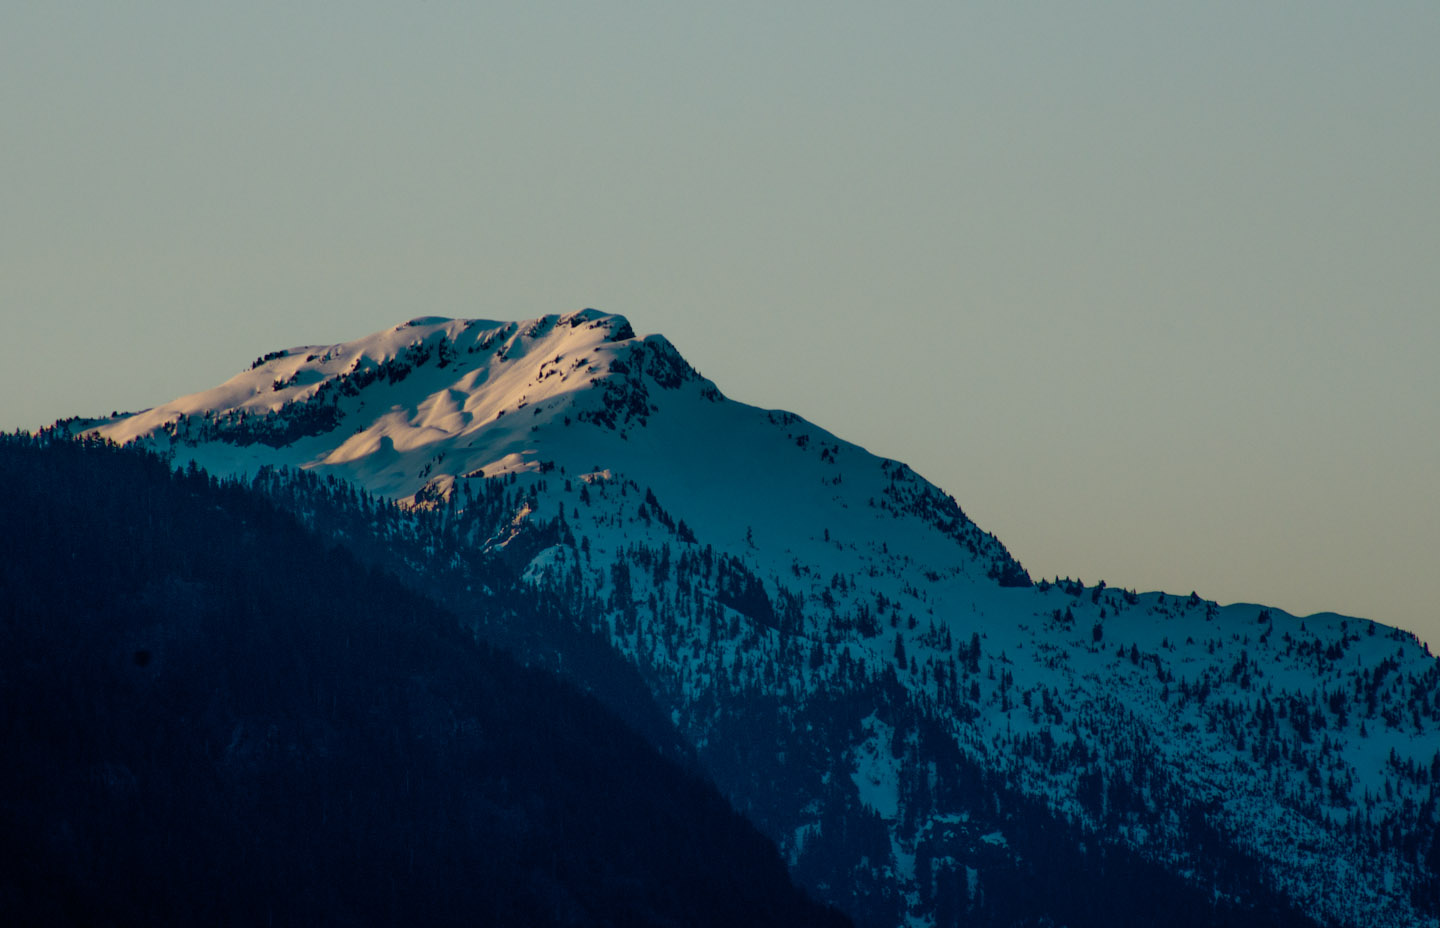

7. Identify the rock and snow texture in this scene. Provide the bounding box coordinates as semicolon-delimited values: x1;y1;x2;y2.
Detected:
78;311;1440;928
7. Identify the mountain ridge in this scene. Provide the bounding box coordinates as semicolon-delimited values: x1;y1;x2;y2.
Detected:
65;310;1440;928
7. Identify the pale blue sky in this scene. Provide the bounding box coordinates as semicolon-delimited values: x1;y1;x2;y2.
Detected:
3;3;1437;645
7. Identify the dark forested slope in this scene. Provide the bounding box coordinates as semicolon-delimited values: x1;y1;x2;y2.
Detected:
0;434;848;928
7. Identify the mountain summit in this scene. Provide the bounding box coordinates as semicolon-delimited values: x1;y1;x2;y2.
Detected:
86;310;1030;587
75;312;1440;928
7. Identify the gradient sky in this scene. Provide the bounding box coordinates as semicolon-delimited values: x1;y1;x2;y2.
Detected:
4;3;1437;647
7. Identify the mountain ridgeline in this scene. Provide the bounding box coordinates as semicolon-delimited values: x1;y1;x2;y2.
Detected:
47;310;1440;927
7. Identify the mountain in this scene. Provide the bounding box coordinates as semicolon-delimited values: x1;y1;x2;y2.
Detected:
0;433;850;928
68;310;1440;927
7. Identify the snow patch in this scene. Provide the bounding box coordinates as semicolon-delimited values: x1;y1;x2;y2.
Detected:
850;713;901;820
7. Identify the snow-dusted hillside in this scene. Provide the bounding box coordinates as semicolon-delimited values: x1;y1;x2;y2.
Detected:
74;311;1440;928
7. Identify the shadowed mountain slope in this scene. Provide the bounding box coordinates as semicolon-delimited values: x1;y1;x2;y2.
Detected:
0;434;850;928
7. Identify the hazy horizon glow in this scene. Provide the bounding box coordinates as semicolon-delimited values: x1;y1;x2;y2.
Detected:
3;3;1437;647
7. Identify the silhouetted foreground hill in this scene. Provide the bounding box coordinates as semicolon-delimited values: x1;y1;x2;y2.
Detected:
0;434;849;928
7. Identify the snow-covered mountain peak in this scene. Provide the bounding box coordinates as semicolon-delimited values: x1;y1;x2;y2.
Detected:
77;309;1024;596
80;309;705;493
64;311;1440;928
